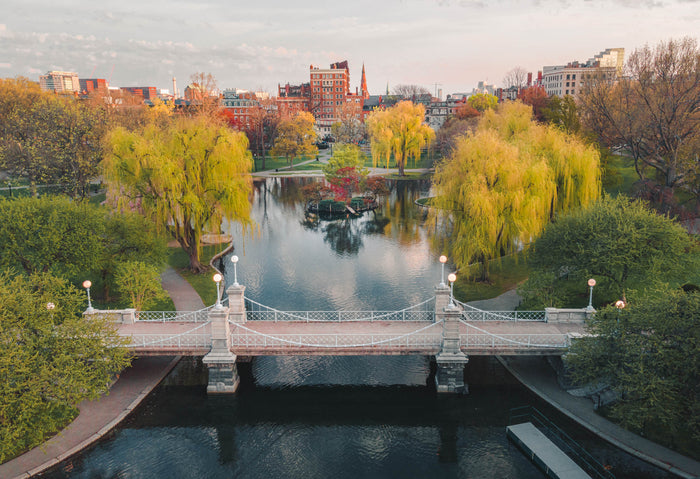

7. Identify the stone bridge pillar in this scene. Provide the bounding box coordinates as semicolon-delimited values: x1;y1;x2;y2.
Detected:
435;286;469;394
202;305;239;394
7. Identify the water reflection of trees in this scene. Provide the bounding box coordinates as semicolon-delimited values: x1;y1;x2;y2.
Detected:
322;218;364;255
378;180;431;247
283;177;433;256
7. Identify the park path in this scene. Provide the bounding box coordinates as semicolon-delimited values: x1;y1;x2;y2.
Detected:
0;268;203;478
470;291;700;479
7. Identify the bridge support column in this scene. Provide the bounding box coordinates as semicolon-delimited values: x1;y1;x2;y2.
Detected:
226;284;247;324
203;306;239;394
435;287;469;394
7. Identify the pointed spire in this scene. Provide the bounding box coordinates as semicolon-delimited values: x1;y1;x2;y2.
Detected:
361;63;369;99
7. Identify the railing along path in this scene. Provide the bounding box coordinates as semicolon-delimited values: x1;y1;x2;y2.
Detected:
228;319;443;349
454;299;546;322
244;297;435;322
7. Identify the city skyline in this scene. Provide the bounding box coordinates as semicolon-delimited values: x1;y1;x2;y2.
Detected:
1;0;698;96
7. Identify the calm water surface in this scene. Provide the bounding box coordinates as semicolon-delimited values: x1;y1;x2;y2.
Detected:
41;178;670;479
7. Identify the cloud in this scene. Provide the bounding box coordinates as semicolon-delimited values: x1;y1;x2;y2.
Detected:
0;63;11;69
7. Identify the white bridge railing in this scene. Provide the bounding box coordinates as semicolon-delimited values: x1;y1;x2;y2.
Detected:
136;310;211;323
458;318;568;349
245;297;435;322
229;333;443;349
127;333;212;349
455;300;547;322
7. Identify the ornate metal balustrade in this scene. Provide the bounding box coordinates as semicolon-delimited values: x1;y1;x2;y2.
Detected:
245;298;435;322
135;310;211;323
126;333;212;349
229;333;443;349
458;319;568;349
455;300;547;322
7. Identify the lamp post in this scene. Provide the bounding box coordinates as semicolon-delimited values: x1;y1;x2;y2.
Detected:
439;255;447;288
212;273;224;309
586;278;596;312
231;255;239;287
82;280;94;313
448;273;457;307
213;273;223;309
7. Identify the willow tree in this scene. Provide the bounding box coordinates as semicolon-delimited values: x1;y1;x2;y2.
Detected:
429;102;600;281
365;101;435;176
103;115;253;272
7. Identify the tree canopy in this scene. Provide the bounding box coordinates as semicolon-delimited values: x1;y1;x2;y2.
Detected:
102;115;253;273
519;195;698;308
467;93;498;113
322;144;369;200
365;101;435;176
429;102;601;280
0;196;168;303
0;78;108;198
0;271;131;462
565;287;700;456
579;37;700;208
270;111;318;167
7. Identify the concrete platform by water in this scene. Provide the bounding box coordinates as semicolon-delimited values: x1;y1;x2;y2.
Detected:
507;422;591;479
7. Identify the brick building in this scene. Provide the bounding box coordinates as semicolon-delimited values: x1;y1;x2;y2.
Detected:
221;89;260;129
276;61;370;133
276;82;311;118
121;86;158;101
79;78;109;95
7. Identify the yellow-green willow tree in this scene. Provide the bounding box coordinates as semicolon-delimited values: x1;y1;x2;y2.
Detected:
366;101;435;176
102;115;253;273
429;102;600;281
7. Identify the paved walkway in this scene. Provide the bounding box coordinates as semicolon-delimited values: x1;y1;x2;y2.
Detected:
469;290;700;479
160;266;205;311
0;268;203;478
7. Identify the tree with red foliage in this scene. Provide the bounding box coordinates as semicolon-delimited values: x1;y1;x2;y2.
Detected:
518;86;548;122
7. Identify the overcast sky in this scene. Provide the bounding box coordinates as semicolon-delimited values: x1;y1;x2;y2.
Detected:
1;0;698;96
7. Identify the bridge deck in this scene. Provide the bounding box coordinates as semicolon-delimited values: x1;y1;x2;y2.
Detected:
117;320;584;356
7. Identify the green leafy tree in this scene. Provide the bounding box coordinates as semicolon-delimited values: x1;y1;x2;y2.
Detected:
520;195;697;307
0;196;167;300
322;144;368;181
0;271;131;462
566;287;700;455
0;196;105;279
270;111;318;167
365;101;435;176
429;102;601;281
103;115;253;273
467;93;498;113
0;80;107;199
114;261;168;310
542;95;580;134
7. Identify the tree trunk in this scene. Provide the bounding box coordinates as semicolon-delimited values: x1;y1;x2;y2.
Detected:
185;246;207;274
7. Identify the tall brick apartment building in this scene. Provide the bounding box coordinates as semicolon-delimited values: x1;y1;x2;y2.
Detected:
277;61;369;134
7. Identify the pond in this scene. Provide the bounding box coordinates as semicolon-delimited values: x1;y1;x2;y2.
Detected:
41;177;670;479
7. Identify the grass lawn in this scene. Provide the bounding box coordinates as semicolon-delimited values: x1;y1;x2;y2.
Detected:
382;171;432;180
603;153;638;196
452;252;529;303
363;149;441;170
253;155;317;172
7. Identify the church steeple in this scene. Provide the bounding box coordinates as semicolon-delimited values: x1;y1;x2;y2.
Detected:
361;63;369;99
